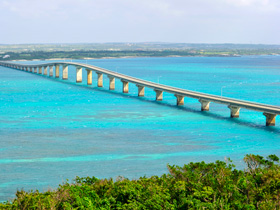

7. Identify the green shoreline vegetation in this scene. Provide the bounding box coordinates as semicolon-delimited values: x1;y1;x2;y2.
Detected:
0;43;279;61
1;154;279;209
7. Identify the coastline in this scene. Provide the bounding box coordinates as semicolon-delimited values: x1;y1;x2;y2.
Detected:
10;54;241;62
6;53;279;62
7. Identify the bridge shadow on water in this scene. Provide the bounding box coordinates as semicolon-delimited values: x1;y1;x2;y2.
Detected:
21;70;280;134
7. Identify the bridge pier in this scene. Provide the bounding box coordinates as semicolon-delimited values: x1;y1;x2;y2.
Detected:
175;95;184;106
137;85;145;97
63;65;68;80
199;99;210;111
154;89;163;101
228;105;240;118
108;76;115;90
76;67;82;83
86;69;92;85
49;65;54;77
44;66;48;75
97;72;103;87
1;60;280;129
122;80;129;93
55;65;60;78
263;113;276;126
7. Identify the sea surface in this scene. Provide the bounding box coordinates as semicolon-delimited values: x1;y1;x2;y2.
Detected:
1;56;280;202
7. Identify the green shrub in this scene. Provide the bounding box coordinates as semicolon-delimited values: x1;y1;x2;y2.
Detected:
1;154;279;209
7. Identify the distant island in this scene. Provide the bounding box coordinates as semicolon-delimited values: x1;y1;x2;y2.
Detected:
0;43;279;61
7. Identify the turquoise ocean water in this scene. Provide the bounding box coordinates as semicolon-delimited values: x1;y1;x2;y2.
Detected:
0;56;280;201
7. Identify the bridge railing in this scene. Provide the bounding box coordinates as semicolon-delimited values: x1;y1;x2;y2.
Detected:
0;61;279;126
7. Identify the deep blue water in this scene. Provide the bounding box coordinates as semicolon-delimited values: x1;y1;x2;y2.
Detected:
1;56;280;202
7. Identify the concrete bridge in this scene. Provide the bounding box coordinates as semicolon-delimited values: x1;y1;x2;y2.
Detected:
1;61;279;126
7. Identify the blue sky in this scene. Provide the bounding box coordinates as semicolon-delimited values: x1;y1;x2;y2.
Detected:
0;0;279;44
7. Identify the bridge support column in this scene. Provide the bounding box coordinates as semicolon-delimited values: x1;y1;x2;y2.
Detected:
228;105;240;118
76;67;82;83
29;67;33;72
97;72;103;87
44;66;48;75
86;69;92;85
263;113;276;126
137;85;145;97
121;80;129;93
175;95;184;106
63;65;68;80
49;65;54;77
34;67;37;73
39;67;42;74
55;65;59;78
199;99;210;111
108;76;115;90
154;89;163;101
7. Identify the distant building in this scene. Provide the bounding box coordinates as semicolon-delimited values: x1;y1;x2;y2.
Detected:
3;55;10;59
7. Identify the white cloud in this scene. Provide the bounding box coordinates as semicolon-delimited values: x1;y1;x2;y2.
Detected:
224;0;280;12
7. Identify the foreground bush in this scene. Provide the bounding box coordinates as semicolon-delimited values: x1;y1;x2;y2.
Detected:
1;154;280;209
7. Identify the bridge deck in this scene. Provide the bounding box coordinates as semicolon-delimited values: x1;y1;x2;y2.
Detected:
1;61;280;125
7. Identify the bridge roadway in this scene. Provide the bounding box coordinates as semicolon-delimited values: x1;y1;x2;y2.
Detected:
0;61;279;126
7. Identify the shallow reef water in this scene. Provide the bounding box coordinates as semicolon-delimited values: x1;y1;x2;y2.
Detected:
0;56;280;201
